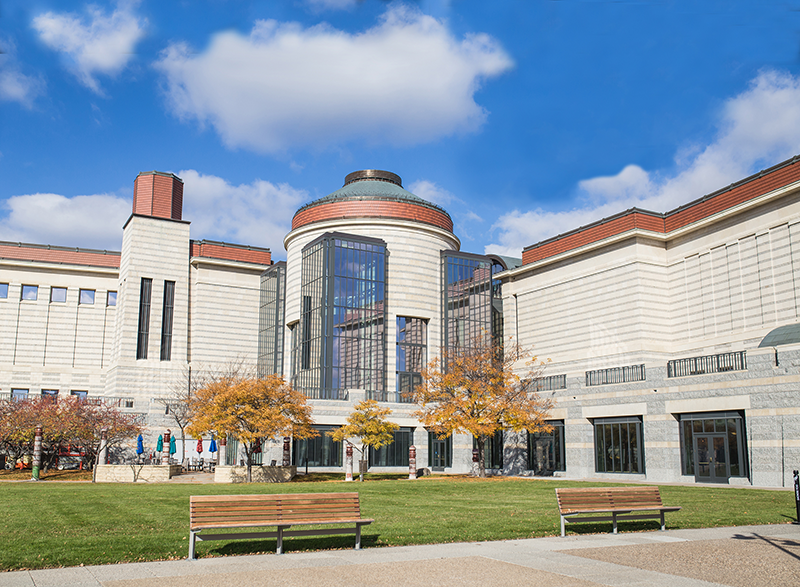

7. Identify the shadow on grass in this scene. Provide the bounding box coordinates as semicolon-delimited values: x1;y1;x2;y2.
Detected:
561;520;666;536
199;533;382;558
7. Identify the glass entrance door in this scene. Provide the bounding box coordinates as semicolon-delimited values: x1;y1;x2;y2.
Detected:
694;434;729;483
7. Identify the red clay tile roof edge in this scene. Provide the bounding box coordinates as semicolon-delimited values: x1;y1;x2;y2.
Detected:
521;154;800;265
0;242;121;268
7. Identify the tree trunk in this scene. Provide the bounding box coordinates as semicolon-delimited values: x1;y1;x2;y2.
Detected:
245;446;252;483
477;436;486;478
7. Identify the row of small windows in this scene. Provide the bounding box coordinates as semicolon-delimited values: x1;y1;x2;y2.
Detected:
0;283;116;306
281;412;747;482
6;389;87;401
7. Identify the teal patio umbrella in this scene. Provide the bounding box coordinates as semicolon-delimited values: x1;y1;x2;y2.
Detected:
169;435;177;456
156;434;163;453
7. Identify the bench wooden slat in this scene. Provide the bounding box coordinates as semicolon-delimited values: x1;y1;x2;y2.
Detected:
188;492;372;559
556;487;680;536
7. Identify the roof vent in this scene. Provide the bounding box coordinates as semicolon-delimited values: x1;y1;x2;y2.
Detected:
344;170;402;187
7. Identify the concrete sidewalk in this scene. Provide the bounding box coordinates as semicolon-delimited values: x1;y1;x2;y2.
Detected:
2;524;798;587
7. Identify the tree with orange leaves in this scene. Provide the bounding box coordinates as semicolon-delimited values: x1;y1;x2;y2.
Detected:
187;373;317;482
413;335;553;477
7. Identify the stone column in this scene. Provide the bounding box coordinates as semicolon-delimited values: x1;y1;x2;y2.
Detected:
32;425;43;481
345;444;354;482
162;430;171;465
408;445;416;480
219;437;227;466
282;437;291;466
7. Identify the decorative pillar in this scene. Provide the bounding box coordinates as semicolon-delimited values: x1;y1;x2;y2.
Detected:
345;444;354;482
282;437;291;467
98;428;109;465
408;445;416;480
162;430;171;465
219;437;227;466
32;425;43;481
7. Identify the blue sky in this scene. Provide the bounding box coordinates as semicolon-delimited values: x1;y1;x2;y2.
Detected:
2;1;800;260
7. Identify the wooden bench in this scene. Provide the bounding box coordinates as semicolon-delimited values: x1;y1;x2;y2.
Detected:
555;487;680;537
189;492;373;559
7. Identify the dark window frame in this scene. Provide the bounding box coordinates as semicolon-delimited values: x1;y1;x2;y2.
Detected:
136;278;152;360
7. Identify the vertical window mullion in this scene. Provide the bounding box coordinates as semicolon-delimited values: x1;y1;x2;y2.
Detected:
136;278;152;360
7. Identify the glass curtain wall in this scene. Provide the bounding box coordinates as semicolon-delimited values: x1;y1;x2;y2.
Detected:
528;421;565;475
441;252;493;359
292;233;387;400
396;317;427;402
258;262;286;377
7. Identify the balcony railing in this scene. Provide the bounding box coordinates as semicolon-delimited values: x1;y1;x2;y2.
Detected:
586;364;646;387
532;374;567;392
667;351;746;378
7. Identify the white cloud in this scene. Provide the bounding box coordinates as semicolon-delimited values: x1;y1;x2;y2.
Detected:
0;193;131;250
155;6;513;153
0;38;45;108
408;179;457;206
488;70;800;257
32;1;146;93
179;170;307;254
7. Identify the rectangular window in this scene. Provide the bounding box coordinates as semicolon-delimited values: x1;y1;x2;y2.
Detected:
292;426;342;467
160;281;175;361
79;289;95;305
70;390;88;402
136;278;152;360
594;416;644;473
50;287;67;303
107;291;117;306
396;317;427;403
369;428;412;467
528;421;565;474
226;437;239;466
21;285;38;301
258;263;285;377
0;283;8;298
41;389;59;402
11;388;29;402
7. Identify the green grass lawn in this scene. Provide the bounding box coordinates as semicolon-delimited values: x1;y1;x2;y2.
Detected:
0;474;795;571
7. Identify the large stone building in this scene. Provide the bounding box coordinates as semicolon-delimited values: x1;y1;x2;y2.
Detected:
2;158;800;487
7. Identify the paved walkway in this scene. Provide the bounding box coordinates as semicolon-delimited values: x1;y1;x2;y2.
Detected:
2;524;798;587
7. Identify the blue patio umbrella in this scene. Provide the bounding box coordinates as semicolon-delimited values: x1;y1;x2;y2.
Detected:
209;437;217;453
169;435;177;455
136;434;144;455
156;434;163;453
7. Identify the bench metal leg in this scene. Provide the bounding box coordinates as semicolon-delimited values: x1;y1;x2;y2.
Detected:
276;526;286;554
189;531;197;560
355;523;362;549
612;512;618;534
660;511;666;531
561;515;566;537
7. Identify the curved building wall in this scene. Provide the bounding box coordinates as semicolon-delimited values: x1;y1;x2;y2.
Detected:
283;216;460;396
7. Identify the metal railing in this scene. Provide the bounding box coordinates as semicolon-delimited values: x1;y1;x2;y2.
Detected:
586;364;646;387
667;351;746;378
532;374;567;392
